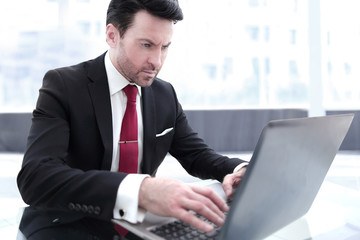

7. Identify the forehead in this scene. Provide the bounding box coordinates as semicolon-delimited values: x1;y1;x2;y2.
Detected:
125;10;173;43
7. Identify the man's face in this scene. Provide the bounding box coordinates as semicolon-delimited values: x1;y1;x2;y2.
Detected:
107;10;174;87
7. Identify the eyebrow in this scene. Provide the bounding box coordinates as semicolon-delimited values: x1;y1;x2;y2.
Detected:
139;38;172;47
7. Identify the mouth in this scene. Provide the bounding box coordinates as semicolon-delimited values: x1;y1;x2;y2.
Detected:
142;70;157;78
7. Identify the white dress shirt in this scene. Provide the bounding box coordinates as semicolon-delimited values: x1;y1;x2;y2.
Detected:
105;52;148;223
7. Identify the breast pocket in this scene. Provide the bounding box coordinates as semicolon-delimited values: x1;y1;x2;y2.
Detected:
156;127;174;138
155;127;174;159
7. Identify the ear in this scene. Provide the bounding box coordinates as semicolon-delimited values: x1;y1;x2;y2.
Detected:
106;24;119;48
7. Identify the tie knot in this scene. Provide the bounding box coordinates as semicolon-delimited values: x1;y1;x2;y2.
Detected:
123;85;138;102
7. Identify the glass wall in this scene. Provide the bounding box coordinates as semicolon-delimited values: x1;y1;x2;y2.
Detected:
321;0;360;110
163;0;309;109
0;0;108;111
0;0;359;112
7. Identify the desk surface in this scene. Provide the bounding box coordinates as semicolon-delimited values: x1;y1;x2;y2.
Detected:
267;181;360;239
1;152;360;239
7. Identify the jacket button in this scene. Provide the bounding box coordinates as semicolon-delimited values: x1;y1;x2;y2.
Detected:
68;203;75;210
81;204;88;213
88;205;94;214
94;206;101;215
75;203;82;211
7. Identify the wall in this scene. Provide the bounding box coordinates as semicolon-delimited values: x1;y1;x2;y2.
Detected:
326;110;360;151
0;113;32;152
184;109;308;152
1;109;358;153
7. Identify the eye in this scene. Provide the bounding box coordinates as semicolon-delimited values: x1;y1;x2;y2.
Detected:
142;43;151;48
162;44;170;51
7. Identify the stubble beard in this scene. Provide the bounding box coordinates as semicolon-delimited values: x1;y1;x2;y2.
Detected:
117;57;159;87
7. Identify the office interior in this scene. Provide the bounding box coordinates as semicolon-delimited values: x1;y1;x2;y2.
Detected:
0;0;359;239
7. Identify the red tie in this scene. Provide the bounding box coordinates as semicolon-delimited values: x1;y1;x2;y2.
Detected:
115;85;138;237
119;84;138;173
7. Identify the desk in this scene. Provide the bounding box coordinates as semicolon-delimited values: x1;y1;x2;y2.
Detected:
1;152;360;239
15;182;360;240
267;182;360;239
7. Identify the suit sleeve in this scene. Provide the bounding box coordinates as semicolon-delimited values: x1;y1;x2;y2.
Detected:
168;86;246;182
17;69;125;221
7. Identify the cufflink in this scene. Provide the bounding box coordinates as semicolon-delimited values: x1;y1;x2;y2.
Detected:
119;209;126;217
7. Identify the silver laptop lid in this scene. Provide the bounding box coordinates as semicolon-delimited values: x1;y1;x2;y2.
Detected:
219;114;354;240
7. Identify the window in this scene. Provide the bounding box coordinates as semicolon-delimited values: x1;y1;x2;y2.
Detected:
0;0;359;111
249;0;259;7
289;60;298;76
290;29;296;45
246;26;260;41
264;26;270;42
0;0;107;111
264;58;270;75
78;21;91;35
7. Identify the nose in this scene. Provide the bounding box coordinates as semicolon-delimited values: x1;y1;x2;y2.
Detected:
148;49;163;70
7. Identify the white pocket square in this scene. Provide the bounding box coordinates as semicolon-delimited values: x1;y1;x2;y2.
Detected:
156;127;174;137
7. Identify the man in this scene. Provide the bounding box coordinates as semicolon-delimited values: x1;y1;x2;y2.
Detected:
17;0;247;237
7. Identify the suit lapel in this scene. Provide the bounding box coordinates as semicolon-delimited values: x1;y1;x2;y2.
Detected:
86;53;113;170
141;86;156;174
84;53;158;172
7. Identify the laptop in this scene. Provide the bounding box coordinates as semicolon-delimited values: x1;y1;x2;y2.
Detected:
113;114;354;240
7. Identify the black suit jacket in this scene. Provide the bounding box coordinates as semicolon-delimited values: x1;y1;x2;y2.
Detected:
17;53;244;235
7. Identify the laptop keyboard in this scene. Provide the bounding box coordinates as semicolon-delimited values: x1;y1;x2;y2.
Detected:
150;216;221;240
150;197;233;240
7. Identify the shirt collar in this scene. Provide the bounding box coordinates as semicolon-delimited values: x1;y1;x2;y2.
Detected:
104;51;142;97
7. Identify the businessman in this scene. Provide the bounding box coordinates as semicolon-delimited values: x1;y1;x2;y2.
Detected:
17;0;248;236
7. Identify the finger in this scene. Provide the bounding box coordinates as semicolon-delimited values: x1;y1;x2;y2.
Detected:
183;198;225;227
222;175;237;197
177;209;215;232
191;185;229;212
222;181;233;198
222;171;244;198
186;186;227;227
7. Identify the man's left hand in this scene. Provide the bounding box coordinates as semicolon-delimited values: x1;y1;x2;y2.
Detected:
222;166;247;198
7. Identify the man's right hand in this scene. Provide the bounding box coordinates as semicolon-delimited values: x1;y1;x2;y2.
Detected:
138;177;229;233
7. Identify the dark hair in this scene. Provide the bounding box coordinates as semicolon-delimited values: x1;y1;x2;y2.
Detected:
106;0;184;37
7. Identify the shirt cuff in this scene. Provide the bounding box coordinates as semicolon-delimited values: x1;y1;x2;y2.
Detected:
113;174;149;223
233;162;249;173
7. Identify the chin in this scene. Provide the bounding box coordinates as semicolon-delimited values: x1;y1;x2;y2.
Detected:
136;78;155;87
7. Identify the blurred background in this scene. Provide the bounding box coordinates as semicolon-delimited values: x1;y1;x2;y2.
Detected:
0;0;359;114
0;0;359;238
